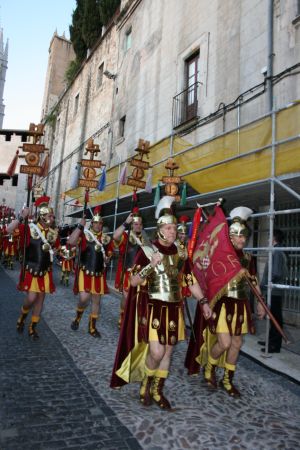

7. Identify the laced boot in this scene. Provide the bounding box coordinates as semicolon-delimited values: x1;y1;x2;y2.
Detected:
65;274;69;287
204;356;218;389
219;363;241;398
88;314;101;338
150;370;172;410
71;307;85;330
118;309;124;330
16;306;30;333
28;316;40;340
139;366;156;406
9;257;14;270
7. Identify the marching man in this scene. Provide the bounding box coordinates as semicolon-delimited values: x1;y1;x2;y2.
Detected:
59;242;76;286
7;197;59;339
69;206;113;337
113;207;148;328
111;196;212;410
185;205;265;397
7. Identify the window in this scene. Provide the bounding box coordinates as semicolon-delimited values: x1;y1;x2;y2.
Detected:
125;27;132;51
119;115;126;138
97;62;104;88
74;93;79;116
184;50;200;121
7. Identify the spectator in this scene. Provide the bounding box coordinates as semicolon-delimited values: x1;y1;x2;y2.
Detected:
259;229;288;353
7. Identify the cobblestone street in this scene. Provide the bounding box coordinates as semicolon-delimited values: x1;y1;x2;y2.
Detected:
1;265;300;450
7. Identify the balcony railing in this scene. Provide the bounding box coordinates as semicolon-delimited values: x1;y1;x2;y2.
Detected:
172;82;200;129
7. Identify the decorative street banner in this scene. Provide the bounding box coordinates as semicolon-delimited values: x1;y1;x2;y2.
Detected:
127;178;146;189
20;165;43;175
81;159;103;168
22;143;45;153
78;178;99;189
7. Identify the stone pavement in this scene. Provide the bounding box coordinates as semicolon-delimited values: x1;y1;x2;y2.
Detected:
0;267;141;450
1;265;300;450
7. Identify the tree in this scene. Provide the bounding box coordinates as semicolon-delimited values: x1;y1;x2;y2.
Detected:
99;0;121;25
69;0;87;61
65;59;82;86
82;0;103;50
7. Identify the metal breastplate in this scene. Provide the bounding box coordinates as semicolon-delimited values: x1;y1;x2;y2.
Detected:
148;252;184;303
227;277;248;299
80;240;104;275
227;252;251;299
25;238;51;275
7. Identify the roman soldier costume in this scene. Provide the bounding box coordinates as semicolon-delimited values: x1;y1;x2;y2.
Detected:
114;207;148;328
14;197;60;339
3;213;20;269
185;206;259;397
111;197;199;410
59;243;76;286
71;207;113;337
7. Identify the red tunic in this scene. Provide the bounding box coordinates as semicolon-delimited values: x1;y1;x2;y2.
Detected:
17;223;59;293
110;240;195;389
184;249;257;375
73;231;113;295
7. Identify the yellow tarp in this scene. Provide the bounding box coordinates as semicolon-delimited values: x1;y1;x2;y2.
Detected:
65;102;300;205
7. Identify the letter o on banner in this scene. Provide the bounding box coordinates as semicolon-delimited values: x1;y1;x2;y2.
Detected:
211;261;227;277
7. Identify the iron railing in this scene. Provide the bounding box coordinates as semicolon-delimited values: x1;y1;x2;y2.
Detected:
172;82;200;129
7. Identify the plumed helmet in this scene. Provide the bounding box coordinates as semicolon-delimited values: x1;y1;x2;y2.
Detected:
177;215;189;234
229;206;253;237
92;205;103;223
132;206;142;224
155;196;177;227
35;196;51;216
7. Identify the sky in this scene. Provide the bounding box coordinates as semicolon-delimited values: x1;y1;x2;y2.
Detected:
0;0;76;129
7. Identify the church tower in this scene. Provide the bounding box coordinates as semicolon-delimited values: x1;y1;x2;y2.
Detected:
0;28;8;129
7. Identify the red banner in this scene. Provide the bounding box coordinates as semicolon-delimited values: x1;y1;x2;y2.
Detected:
192;206;243;306
187;207;202;260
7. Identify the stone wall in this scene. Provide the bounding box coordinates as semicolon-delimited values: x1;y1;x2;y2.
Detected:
41;0;300;220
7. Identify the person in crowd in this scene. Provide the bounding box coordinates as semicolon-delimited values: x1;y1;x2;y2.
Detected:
258;228;288;353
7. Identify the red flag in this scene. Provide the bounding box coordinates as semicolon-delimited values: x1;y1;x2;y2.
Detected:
7;150;19;177
192;206;243;307
188;207;202;260
40;154;49;177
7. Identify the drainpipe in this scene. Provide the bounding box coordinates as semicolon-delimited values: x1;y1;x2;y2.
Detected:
267;0;274;112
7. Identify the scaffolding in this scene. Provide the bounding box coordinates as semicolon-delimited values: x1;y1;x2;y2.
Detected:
63;97;300;354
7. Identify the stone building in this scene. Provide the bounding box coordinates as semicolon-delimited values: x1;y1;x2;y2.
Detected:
0;130;27;213
41;24;118;221
41;1;300;322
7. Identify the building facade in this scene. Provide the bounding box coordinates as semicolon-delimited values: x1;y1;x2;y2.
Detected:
41;0;300;322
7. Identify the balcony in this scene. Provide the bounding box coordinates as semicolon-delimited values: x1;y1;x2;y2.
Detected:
172;82;200;129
